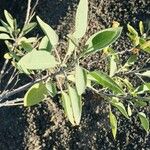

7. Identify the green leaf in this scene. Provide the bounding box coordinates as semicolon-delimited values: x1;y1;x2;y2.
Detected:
4;10;14;29
24;82;47;106
21;41;33;52
139;21;144;35
62;91;75;125
39;36;52;52
134;83;150;94
68;85;82;125
73;0;88;39
138;112;149;133
89;71;124;94
0;26;9;33
109;54;118;77
18;50;58;70
46;79;57;97
134;99;147;107
22;22;37;35
65;35;76;57
0;33;11;40
127;104;132;117
138;71;150;78
75;65;87;95
109;110;117;140
127;24;138;36
36;16;58;48
111;101;129;119
85;27;122;54
123;55;137;69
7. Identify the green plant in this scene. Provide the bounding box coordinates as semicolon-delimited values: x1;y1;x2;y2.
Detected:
0;0;150;140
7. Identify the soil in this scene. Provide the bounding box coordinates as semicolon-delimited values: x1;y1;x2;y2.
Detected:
0;0;150;150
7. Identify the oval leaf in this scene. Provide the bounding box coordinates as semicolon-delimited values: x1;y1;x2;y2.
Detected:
109;110;117;140
0;26;9;33
39;36;52;52
36;16;58;48
46;79;57;97
73;0;88;39
111;101;129;119
68;85;82;125
85;27;122;54
89;71;124;94
18;50;58;70
22;22;37;35
24;82;47;106
138;112;149;133
62;91;75;125
75;65;87;95
4;10;14;29
0;33;11;40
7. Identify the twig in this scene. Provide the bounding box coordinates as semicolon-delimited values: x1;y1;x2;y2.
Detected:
0;98;23;107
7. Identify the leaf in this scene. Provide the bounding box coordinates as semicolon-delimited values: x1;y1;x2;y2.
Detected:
0;20;12;33
0;26;9;33
21;41;33;52
75;65;87;95
24;82;47;106
85;27;122;54
62;91;75;125
127;24;138;36
109;110;117;140
89;71;124;94
73;0;88;39
68;85;82;125
109;54;118;77
65;35;76;56
36;16;58;48
18;50;58;70
134;83;150;94
123;55;137;69
4;10;14;29
46;79;57;97
134;99;147;107
39;36;52;52
139;21;144;35
22;22;37;35
138;112;149;133
4;53;12;60
111;101;129;119
127;104;132;117
0;33;11;40
138;71;150;78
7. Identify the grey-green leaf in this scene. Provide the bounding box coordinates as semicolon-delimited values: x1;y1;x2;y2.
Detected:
138;112;149;133
18;50;58;70
111;101;129;119
75;65;87;95
0;33;11;40
36;16;58;48
109;110;117;140
68;85;82;125
24;82;47;106
21;41;33;52
46;79;57;97
0;26;9;33
4;10;14;29
39;36;52;52
22;22;37;35
62;91;75;125
85;27;122;54
73;0;88;39
89;71;124;94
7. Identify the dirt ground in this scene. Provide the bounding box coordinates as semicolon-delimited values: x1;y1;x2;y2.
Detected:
0;0;150;149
